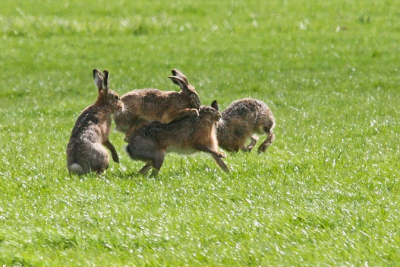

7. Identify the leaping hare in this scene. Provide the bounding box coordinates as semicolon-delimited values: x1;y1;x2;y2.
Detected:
212;98;275;153
113;69;200;134
66;69;124;175
125;102;229;175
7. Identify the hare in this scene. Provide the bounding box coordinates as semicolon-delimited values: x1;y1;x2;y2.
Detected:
212;98;275;153
125;104;229;175
113;69;201;134
66;69;124;175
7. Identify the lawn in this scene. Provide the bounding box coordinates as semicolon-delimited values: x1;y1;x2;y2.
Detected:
1;0;399;265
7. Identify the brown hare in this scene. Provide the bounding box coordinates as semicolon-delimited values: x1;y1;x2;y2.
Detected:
212;98;275;153
113;69;200;134
125;102;229;175
66;69;124;175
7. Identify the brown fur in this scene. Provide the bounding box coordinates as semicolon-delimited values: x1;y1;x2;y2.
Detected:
212;98;275;153
66;69;124;175
113;69;200;134
125;105;229;175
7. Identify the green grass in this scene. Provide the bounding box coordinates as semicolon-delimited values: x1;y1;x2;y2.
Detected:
1;0;400;265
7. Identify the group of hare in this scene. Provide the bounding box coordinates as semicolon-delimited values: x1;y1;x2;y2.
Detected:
66;69;275;176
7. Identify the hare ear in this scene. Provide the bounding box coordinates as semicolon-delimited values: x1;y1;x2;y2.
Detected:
168;76;190;93
103;70;109;92
93;69;104;92
211;100;219;111
171;69;189;85
169;76;201;108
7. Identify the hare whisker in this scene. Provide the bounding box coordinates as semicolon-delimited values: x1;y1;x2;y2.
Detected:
122;106;134;117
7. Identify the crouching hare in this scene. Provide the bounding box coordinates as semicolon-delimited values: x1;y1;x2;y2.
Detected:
113;69;201;134
212;98;275;153
66;69;124;175
125;105;229;175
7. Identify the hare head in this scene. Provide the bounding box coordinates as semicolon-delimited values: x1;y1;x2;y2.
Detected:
93;69;123;112
169;69;201;110
198;105;222;123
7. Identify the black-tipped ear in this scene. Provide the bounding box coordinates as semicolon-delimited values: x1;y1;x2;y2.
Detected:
211;100;219;111
103;70;109;89
168;76;189;93
93;69;99;78
93;69;104;91
169;76;180;86
171;69;189;85
169;75;199;109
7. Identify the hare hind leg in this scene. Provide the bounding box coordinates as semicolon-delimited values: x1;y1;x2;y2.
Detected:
141;150;166;176
89;144;109;174
139;163;152;175
152;150;166;171
151;150;167;177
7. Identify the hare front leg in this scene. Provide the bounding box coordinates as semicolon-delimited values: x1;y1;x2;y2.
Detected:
103;139;119;163
258;132;275;153
161;108;199;123
211;154;230;173
194;144;229;172
242;135;259;152
194;145;226;158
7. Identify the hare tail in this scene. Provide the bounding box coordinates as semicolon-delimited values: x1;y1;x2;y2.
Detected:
69;163;84;174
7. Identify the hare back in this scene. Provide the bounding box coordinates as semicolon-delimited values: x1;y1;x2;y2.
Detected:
222;99;272;129
70;105;113;141
114;89;194;132
128;115;215;153
222;98;264;119
122;89;192;112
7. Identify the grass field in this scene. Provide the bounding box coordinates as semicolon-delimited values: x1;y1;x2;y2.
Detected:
1;0;400;265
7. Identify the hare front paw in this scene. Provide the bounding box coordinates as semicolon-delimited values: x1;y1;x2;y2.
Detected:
191;109;199;117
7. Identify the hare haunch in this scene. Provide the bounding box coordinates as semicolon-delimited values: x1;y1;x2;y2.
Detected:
212;98;275;153
125;105;229;175
66;69;124;175
113;69;200;134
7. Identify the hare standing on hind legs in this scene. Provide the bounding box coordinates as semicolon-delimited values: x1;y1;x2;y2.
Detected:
113;69;201;134
66;69;124;175
212;98;275;153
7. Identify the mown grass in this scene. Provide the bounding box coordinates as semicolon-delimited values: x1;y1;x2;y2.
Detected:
1;0;400;266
